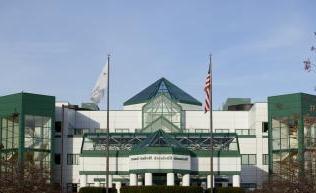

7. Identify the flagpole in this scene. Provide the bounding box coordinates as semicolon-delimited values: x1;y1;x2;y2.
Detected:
209;54;214;193
106;54;110;193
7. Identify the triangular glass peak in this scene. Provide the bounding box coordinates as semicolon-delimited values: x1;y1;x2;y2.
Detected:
157;81;170;96
143;94;182;130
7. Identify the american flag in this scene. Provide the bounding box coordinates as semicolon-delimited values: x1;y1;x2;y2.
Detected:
204;64;211;113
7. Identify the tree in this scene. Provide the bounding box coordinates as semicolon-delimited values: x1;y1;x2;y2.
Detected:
303;32;316;73
0;150;60;193
251;176;316;193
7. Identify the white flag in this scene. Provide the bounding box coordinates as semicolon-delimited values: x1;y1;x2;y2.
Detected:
90;63;108;104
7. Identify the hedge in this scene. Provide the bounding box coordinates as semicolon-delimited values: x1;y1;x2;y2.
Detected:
206;187;245;193
79;187;117;193
120;185;203;193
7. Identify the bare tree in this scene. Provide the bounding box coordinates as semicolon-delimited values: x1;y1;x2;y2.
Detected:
0;152;59;193
303;32;316;73
252;175;316;193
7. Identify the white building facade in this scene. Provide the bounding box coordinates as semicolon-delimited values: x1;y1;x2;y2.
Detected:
53;78;269;192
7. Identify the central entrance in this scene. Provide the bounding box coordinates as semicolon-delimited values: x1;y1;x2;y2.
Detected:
152;173;166;185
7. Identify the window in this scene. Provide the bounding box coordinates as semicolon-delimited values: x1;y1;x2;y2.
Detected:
215;129;229;133
72;128;90;136
73;128;83;135
241;154;256;165
95;129;107;133
1;115;19;150
241;183;257;190
115;128;129;133
249;129;256;135
55;154;61;165
195;129;208;133
236;129;247;135
67;183;78;193
263;154;269;165
235;129;256;135
67;154;79;165
262;122;269;132
55;121;61;133
24;115;51;150
143;93;182;131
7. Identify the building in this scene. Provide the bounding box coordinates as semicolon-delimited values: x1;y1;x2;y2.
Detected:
268;93;316;180
0;77;315;192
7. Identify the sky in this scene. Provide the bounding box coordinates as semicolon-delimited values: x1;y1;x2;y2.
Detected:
0;1;316;110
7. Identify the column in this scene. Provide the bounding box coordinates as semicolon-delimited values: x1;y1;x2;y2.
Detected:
167;173;175;186
80;175;87;188
108;175;113;188
145;173;153;186
207;175;215;189
115;182;122;193
182;174;190;186
129;173;137;186
232;175;240;187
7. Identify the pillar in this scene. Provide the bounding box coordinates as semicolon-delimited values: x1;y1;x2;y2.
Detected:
115;182;122;193
167;173;175;186
145;173;152;186
130;173;137;186
108;175;113;188
80;175;87;188
207;175;215;189
182;174;190;186
232;175;240;187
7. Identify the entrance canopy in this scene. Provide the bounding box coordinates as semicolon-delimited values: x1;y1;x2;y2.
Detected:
81;131;240;156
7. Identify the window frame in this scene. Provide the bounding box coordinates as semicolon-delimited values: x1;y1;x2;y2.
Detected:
67;154;80;165
241;154;257;165
262;154;269;165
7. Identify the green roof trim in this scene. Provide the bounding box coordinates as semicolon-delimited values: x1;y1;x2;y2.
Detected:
80;171;129;175
129;169;190;174
80;150;240;157
191;171;240;176
79;170;240;175
131;147;190;156
123;77;202;106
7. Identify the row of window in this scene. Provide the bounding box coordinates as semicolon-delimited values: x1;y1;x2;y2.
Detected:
241;154;269;165
54;154;80;165
55;121;269;135
194;122;269;133
55;121;132;135
214;129;256;135
55;153;269;166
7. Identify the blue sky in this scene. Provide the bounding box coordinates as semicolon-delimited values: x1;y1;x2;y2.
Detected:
0;1;315;109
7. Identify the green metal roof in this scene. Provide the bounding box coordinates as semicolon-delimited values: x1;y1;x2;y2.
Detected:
123;77;202;106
